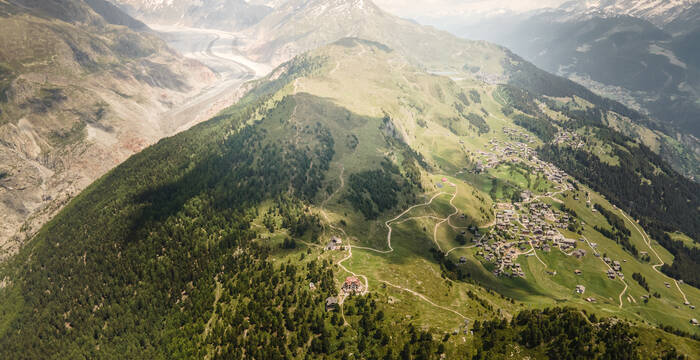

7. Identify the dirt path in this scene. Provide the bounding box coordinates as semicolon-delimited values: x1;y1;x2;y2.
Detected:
444;244;477;256
617;210;689;305
324;178;476;321
432;189;459;252
320;164;347;237
380;191;447;252
322;165;344;207
379;280;469;320
529;243;548;268
329;61;341;76
337;245;369;301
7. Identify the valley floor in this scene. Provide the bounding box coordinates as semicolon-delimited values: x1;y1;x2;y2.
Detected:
150;25;273;134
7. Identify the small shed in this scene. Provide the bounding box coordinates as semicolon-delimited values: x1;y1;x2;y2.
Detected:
325;297;339;311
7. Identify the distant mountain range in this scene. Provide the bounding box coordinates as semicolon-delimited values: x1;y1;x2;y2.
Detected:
0;0;215;256
113;0;273;30
560;0;700;33
457;0;700;179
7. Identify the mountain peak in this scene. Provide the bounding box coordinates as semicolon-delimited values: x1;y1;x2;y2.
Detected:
283;0;381;15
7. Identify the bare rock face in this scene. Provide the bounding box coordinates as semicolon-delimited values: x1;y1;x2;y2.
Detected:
0;0;217;259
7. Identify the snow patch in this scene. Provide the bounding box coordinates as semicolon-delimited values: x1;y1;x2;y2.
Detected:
648;44;688;69
576;44;592;53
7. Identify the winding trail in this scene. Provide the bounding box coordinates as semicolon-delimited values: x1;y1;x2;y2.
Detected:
444;244;477;256
322;165;344;207
320;164;347;237
323;176;480;320
529;243;548;268
337;245;369;301
617;210;689;305
432;190;460;252
379;280;469;320
382;191;448;253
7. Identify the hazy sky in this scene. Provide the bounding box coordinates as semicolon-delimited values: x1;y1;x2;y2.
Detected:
373;0;567;18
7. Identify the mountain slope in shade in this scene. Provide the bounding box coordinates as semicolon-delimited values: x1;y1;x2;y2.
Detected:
111;0;273;31
0;0;216;257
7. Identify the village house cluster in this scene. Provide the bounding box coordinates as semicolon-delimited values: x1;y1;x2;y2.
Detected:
475;236;527;278
553;130;584;149
476;197;584;279
471;137;536;173
603;257;625;280
502;127;534;144
470;136;573;194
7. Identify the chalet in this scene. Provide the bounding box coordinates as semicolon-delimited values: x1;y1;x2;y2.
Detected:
459;256;467;264
574;269;582;275
325;297;339;311
309;282;316;291
342;276;364;295
572;249;586;258
326;236;343;250
691;319;699;326
575;285;585;294
607;269;616;279
586;297;596;303
562;238;577;246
